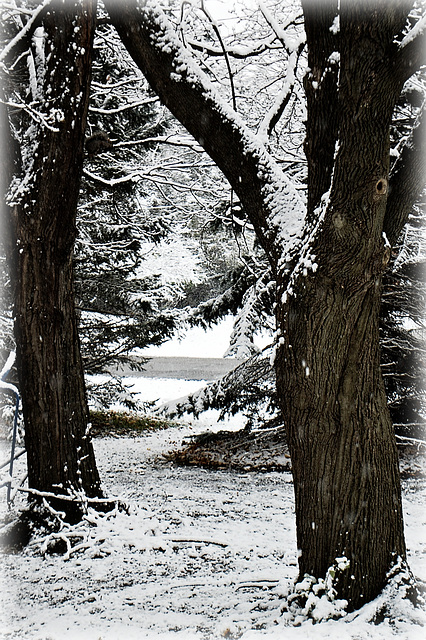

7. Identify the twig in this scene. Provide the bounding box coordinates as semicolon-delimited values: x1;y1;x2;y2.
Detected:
170;537;228;548
200;1;237;111
89;97;158;114
396;434;426;446
236;579;279;590
168;582;209;590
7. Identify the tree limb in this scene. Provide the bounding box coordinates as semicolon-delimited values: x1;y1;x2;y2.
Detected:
103;0;305;271
256;5;305;140
384;107;426;246
258;2;304;56
199;1;236;111
392;15;426;85
186;36;280;59
301;0;339;219
89;97;158;115
0;0;51;64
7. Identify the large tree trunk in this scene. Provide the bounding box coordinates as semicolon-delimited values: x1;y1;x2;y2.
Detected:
273;1;409;609
7;0;101;507
275;275;405;610
15;249;100;501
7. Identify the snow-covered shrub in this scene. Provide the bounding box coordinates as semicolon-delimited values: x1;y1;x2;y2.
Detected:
283;557;350;624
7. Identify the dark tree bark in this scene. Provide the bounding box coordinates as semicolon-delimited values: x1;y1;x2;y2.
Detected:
384;110;426;245
274;0;412;609
3;0;101;509
105;0;424;610
302;0;339;219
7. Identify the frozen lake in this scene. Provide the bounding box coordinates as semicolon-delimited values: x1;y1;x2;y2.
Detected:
110;356;242;381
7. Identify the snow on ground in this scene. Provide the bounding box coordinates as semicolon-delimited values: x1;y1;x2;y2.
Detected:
0;434;295;640
0;322;425;639
0;425;425;640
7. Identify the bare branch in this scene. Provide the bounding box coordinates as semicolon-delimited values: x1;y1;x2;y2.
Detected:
114;134;204;152
89;96;158;115
199;1;236;111
104;0;305;270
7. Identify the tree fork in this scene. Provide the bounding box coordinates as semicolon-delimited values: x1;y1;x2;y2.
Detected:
103;0;424;611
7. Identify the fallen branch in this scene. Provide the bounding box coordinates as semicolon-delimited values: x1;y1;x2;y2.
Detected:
169;537;228;548
17;485;118;505
236;579;279;590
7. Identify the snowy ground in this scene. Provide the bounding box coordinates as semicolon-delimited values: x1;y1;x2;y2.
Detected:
0;322;425;639
0;425;425;640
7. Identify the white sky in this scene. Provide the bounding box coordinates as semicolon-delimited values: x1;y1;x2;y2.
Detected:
140;316;235;358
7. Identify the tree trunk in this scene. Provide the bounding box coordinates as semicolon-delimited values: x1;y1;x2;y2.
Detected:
275;274;405;609
273;2;409;609
15;249;100;501
8;0;101;508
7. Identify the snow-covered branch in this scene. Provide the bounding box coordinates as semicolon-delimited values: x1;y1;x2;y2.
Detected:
257;50;298;144
258;1;305;55
394;12;426;83
399;13;426;49
83;165;215;195
186;35;281;59
0;0;51;64
91;76;144;90
1;97;60;132
114;134;204;152
89;97;158;115
104;0;306;270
